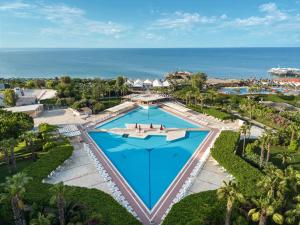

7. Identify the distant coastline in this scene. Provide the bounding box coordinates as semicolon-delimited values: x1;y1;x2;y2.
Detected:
0;47;299;79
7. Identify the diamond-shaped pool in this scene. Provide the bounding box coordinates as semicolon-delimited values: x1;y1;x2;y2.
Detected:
88;107;209;210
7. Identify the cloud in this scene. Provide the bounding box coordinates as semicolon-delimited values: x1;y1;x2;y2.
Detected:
2;1;127;37
0;1;31;11
141;32;165;40
150;12;219;30
228;2;288;27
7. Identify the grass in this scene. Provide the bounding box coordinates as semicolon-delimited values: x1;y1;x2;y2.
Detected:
0;159;34;183
267;145;300;170
262;94;300;107
188;104;233;121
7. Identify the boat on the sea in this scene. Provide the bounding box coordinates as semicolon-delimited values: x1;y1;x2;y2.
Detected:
268;67;300;77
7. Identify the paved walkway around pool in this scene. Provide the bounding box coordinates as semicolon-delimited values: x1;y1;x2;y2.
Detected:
187;156;231;194
44;142;113;194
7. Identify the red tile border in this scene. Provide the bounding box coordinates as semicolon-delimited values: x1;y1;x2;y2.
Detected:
80;106;220;225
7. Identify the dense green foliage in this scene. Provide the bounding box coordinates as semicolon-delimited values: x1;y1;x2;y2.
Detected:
0;140;140;225
211;131;262;195
188;104;233;121
0;110;33;140
3;89;17;107
162;191;226;225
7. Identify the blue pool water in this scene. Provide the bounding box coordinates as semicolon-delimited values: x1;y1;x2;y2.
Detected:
97;107;198;129
89;107;208;209
220;86;286;95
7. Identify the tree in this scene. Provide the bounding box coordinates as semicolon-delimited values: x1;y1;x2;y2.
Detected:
92;102;104;114
258;134;268;168
60;76;71;84
20;131;37;161
0;110;34;141
239;123;251;156
287;123;298;143
248;166;285;225
38;123;58;141
0;140;11;173
277;152;294;168
0;172;32;225
50;182;67;225
264;130;278;163
190;72;207;92
4;89;17;107
195;92;205;110
217;180;245;225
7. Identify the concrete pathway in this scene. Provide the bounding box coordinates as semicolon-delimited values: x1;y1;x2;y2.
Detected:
44;142;112;194
187;156;231;194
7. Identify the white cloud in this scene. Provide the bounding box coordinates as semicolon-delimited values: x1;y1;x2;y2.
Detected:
228;2;288;27
0;1;31;11
150;12;217;30
1;1;126;37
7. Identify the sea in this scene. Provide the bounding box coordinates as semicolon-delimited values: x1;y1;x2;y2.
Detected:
0;48;299;80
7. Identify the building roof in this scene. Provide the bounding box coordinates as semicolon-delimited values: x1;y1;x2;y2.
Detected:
5;104;43;113
143;79;153;85
153;79;163;87
163;80;170;87
133;79;143;87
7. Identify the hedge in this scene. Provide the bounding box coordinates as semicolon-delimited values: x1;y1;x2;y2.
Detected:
162;191;225;225
188;105;233;121
1;140;140;225
210;131;262;195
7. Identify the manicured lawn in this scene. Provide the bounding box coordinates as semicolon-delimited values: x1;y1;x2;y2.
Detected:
262;94;300;107
188;105;233;121
0;159;34;183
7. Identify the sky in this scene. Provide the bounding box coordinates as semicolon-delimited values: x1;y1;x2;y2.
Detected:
0;0;300;48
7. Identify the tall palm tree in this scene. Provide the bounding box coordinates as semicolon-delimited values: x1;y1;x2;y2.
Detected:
185;91;193;105
259;135;268;168
249;166;285;225
7;138;17;171
0;140;11;173
20;131;37;161
0;172;32;225
264;130;278;163
50;182;67;225
239;124;250;156
217;180;245;225
196;92;205;110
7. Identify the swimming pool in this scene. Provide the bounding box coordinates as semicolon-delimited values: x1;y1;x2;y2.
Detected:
220;86;286;95
89;107;209;210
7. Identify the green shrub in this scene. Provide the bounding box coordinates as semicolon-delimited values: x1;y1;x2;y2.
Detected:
211;131;262;195
188;105;233;121
288;140;298;152
162;191;225;225
21;141;140;225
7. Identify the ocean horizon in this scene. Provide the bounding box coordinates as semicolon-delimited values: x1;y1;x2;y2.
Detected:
1;47;299;80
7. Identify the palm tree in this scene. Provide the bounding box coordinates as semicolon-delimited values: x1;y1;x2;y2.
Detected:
0;140;11;173
288;123;298;143
277;152;294;168
249;166;285;225
258;135;268;168
6;138;17;171
217;180;245;225
30;213;51;225
20;131;37;161
264;130;278;163
196;92;205;110
185;91;193;105
50;182;67;225
239;124;250;156
0;172;32;225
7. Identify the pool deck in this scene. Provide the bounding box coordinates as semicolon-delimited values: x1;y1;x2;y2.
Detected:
80;103;221;225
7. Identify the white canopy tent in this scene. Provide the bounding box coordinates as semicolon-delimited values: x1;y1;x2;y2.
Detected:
133;79;143;88
153;79;163;87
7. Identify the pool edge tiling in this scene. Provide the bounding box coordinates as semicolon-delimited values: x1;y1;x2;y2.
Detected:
82;107;220;225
